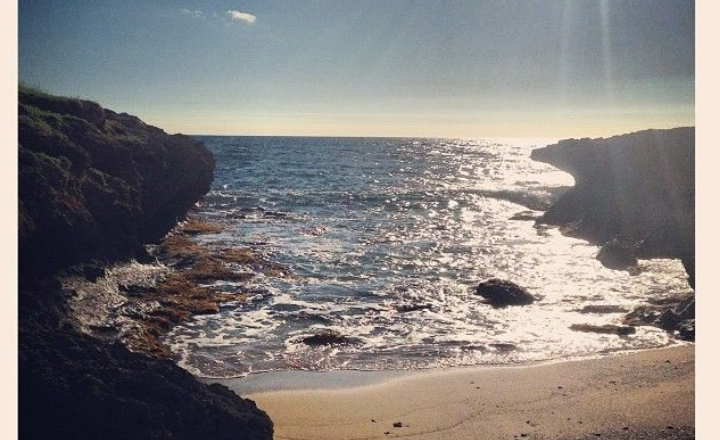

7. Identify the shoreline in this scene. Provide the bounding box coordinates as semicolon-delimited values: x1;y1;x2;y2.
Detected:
205;342;691;394
217;344;694;440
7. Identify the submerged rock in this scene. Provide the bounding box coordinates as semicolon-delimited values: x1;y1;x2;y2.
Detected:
489;343;517;352
510;210;543;221
301;332;362;346
570;324;636;336
476;278;536;307
396;303;433;313
577;304;629;314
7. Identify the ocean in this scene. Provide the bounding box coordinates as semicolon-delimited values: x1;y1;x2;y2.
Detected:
164;136;692;378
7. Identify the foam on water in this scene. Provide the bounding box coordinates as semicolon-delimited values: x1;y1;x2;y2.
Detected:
163;137;692;377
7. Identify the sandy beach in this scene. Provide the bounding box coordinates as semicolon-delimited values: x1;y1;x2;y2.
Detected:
214;345;694;440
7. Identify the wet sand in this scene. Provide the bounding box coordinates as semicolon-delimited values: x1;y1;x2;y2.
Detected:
215;345;694;440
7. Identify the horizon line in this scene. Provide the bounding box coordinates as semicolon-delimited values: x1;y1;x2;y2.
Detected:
173;126;695;141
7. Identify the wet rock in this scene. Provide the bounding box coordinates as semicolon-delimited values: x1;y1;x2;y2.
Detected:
476;279;535;307
677;319;695;340
396;303;433;313
596;239;638;271
577;304;629;314
644;294;695;341
489;343;517;352
301;332;362;346
510;210;542;221
570;324;636;336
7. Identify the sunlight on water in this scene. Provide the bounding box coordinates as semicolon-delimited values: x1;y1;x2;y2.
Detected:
163;137;691;377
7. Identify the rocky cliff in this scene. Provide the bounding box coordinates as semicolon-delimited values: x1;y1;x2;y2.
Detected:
19;87;273;440
531;128;695;340
531;128;695;286
19;87;216;277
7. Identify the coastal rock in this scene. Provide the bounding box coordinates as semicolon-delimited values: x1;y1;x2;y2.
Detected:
577;304;629;314
510;210;543;222
19;89;273;440
531;128;694;287
301;332;362;346
657;295;695;341
20;306;273;440
570;324;636;336
623;294;695;341
596;239;638;271
396;303;433;313
19;86;215;278
476;278;536;307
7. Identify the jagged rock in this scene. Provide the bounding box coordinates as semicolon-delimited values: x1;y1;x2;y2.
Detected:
657;295;695;341
20;309;273;440
476;279;536;307
19;89;273;440
677;319;695;340
19;86;215;278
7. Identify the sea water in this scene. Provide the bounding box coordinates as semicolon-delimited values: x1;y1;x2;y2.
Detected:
164;137;692;377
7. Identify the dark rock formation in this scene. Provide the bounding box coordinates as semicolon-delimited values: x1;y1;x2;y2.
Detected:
657;295;695;340
623;294;695;341
476;278;536;307
531;128;694;287
19;88;273;440
19;86;215;278
20;282;273;440
531;128;695;341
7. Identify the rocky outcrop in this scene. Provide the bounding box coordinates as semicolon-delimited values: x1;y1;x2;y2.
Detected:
476;278;536;307
19;87;215;277
19;88;273;440
531;128;694;286
20;281;273;440
531;128;695;340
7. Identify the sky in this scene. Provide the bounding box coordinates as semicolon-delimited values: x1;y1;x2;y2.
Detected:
19;0;694;138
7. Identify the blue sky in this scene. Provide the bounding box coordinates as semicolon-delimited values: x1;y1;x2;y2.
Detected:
19;0;694;137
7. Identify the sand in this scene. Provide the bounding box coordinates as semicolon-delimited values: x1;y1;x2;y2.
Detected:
215;345;694;440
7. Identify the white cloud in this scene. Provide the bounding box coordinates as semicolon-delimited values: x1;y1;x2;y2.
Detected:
179;8;204;19
227;10;256;24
